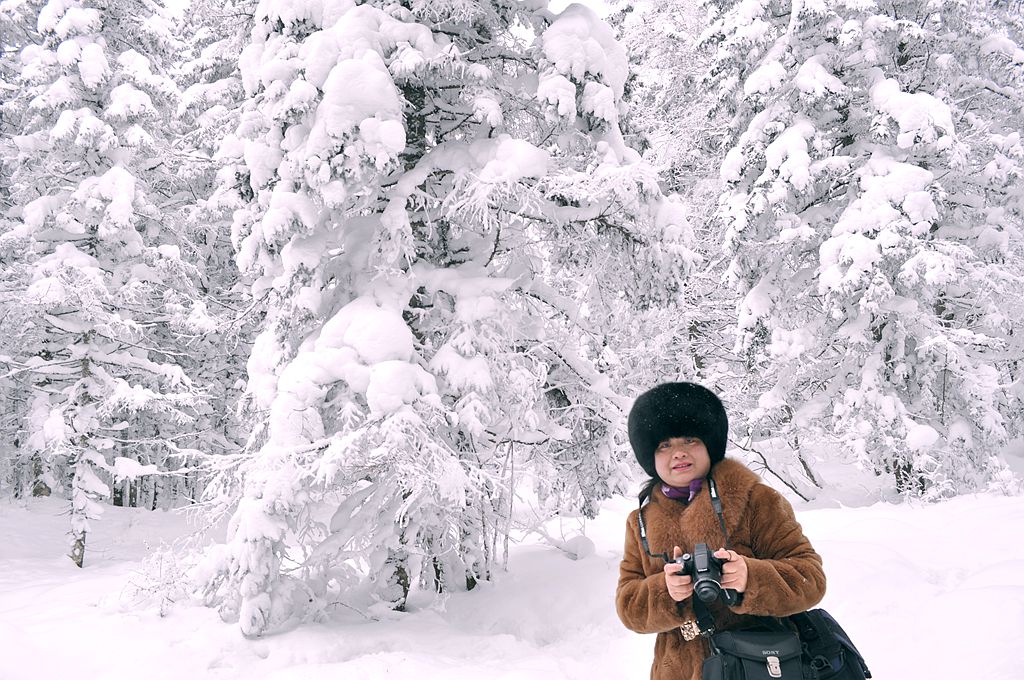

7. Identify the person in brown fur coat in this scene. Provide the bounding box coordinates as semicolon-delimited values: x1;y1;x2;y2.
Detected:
616;382;826;680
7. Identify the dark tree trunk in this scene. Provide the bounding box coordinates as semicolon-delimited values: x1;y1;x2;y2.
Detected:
70;531;86;568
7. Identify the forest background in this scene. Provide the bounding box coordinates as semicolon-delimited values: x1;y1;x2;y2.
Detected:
1;0;1022;639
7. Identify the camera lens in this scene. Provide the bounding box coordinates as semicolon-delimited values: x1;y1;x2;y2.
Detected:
694;578;721;603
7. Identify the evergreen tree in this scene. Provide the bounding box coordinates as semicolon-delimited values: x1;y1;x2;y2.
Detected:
0;0;41;496
167;0;261;502
607;0;792;495
1;0;210;563
703;0;1024;497
611;0;726;198
195;0;684;636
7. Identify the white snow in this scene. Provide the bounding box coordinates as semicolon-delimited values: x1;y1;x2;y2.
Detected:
240;140;283;192
870;77;956;149
542;3;628;99
819;153;941;293
26;396;67;450
793;56;846;99
110;457;160;481
743;59;786;96
106;83;158;120
537;72;578;119
28;242;101;284
77;42;109;89
898;249;958;287
46;39;76;73
305;52;405;158
476;135;551;184
183;300;220;333
359;117;407;168
116;48;152;75
2;489;1023;679
905;421;941;451
736;278;777;331
49;107;85;143
980;35;1024;65
30;75;77;110
84;165;138;233
581;81;617;122
762;119;815;192
317;297;414;366
157;244;181;259
123;123;154;149
900;190;938;232
818;231;880;293
77;113;117;150
7;0;1018;672
720;146;745;183
38;1;101;40
429;343;494;393
364;360;438;416
768;327;814;360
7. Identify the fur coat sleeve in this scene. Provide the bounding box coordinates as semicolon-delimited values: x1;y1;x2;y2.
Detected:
728;483;826;617
615;507;692;634
614;458;826;680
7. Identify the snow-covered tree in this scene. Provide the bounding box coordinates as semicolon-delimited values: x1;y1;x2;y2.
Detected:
604;0;793;497
610;0;727;198
703;0;1024;497
173;0;252;196
1;0;213;564
0;1;40;496
195;0;690;636
164;0;262;496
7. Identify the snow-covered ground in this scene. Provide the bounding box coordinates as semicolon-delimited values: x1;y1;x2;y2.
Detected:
2;490;1023;680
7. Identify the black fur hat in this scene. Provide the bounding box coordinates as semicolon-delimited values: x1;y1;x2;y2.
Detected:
627;382;728;478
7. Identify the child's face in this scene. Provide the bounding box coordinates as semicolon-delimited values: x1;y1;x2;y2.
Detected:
654;436;711;487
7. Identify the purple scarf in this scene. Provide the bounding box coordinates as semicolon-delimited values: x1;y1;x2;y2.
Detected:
662;478;704;503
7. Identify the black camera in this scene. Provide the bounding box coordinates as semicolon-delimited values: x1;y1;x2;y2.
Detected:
672;543;740;606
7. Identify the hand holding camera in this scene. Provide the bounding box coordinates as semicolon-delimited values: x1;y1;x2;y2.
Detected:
664;543;747;605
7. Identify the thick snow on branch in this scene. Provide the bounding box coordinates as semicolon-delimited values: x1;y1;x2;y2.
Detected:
542;3;628;99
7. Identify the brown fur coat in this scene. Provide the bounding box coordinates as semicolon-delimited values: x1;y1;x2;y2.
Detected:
616;458;826;680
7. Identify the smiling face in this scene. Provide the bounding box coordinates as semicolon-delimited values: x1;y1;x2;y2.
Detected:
654;436;712;487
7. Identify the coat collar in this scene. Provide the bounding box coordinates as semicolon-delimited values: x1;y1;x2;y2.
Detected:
648;457;761;540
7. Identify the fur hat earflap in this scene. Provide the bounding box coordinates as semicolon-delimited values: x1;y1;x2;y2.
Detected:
627;382;728;478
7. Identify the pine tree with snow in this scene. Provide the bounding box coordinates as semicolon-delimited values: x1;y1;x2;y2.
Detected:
703;0;1024;497
610;0;726;198
0;0;39;496
1;0;215;563
606;0;766;472
194;0;689;636
163;0;262;496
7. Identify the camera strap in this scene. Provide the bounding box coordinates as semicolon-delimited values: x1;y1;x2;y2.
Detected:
636;498;672;563
691;593;720;639
692;475;731;639
707;476;731;550
636;475;734;639
635;474;731;562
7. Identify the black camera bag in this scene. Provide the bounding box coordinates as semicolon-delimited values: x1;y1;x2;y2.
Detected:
790;609;871;680
695;606;872;680
702;625;803;680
